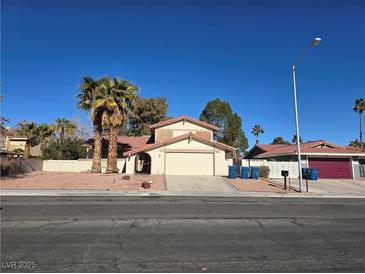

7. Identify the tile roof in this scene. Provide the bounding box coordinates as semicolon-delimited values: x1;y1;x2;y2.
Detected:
252;140;365;158
86;135;151;150
124;132;236;157
117;136;151;149
149;115;220;131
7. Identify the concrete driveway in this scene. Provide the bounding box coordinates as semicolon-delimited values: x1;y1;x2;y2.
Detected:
274;178;365;196
165;176;237;195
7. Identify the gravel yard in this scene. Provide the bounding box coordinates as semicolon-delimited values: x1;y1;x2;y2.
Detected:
1;171;166;191
226;178;300;193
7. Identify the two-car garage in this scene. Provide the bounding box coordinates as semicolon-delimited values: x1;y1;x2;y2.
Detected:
308;157;353;179
165;152;214;176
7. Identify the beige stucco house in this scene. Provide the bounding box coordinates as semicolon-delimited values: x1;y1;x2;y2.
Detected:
123;116;235;175
86;116;236;175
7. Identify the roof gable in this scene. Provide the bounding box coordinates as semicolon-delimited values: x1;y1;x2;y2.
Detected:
150;116;219;131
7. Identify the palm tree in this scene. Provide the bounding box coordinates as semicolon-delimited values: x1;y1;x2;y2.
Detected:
54;118;76;142
353;98;365;150
77;76;102;173
16;121;39;159
93;77;138;173
251;124;264;144
37;124;56;152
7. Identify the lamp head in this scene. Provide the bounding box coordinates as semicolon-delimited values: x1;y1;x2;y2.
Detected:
310;37;321;47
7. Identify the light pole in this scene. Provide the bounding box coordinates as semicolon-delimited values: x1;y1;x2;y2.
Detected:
292;37;321;191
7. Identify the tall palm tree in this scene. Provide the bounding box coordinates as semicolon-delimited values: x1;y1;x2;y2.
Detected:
17;121;39;159
77;76;102;173
353;98;365;150
54;118;76;142
251;124;264;144
93;77;138;173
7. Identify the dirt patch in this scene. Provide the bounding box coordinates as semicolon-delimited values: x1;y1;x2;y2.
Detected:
1;171;166;191
225;178;299;193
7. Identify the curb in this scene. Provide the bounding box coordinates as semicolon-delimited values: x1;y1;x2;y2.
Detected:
1;190;365;199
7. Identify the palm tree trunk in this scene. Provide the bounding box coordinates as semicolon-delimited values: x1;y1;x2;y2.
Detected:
91;124;102;173
106;126;119;173
60;128;65;142
23;141;31;159
360;112;363;150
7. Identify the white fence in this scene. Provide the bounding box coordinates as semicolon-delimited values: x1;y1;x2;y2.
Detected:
43;159;126;173
241;159;299;179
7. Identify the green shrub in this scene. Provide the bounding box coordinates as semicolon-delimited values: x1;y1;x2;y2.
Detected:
259;166;270;178
42;138;86;160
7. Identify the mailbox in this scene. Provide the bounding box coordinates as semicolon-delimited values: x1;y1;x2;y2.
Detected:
281;170;289;177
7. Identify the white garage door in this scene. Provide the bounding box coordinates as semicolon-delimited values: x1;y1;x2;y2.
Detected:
165;153;214;175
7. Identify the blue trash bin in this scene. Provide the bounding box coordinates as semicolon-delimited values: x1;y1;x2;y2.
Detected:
250;166;259;179
228;165;237;179
241;167;250;179
310;168;319;180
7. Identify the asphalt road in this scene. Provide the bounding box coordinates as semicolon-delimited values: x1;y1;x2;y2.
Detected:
1;196;365;272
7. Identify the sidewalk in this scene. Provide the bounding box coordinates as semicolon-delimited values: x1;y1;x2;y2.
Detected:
2;189;365;198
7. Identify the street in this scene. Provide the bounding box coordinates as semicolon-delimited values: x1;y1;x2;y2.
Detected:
1;196;365;272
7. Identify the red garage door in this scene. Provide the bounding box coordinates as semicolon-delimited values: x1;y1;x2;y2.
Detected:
308;158;352;179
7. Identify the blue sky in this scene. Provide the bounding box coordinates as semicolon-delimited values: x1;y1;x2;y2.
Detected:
2;0;365;148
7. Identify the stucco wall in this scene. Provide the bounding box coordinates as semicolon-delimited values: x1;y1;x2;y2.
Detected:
43;159;127;173
128;138;231;175
155;121;212;141
241;159;299;178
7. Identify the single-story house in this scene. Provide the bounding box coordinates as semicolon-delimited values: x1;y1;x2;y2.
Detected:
86;116;235;175
245;140;365;179
0;126;41;156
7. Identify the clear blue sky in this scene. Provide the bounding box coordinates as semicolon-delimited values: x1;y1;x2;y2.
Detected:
2;0;364;148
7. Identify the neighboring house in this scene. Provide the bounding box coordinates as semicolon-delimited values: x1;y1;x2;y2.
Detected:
87;116;236;175
0;126;41;156
245;140;365;179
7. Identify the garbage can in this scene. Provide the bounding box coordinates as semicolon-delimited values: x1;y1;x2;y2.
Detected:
310;168;319;180
250;166;259;179
302;168;310;179
241;167;250;179
228;165;237;179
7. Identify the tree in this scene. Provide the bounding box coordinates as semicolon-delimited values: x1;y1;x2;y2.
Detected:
77;76;102;173
129;97;168;136
200;98;232;141
0;96;10;127
16;121;39;159
37;124;56;152
353;98;365;150
43;138;86;160
92;77;138;173
349;139;365;149
200;99;248;153
55;118;76;142
222;113;248;154
292;134;303;144
271;136;290;145
251;125;264;144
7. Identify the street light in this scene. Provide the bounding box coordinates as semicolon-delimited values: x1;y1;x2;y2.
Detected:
292;37;321;192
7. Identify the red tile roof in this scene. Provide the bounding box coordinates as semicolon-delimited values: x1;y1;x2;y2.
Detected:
124;132;236;157
117;136;151;149
251;140;365;158
149;115;220;131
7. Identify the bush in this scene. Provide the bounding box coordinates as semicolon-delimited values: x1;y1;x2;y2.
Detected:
42;139;87;160
259;166;270;178
0;156;21;176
